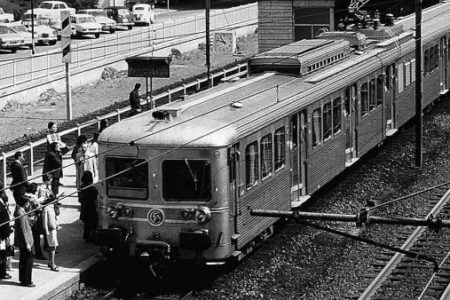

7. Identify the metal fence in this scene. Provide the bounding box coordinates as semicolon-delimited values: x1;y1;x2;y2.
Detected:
0;61;249;186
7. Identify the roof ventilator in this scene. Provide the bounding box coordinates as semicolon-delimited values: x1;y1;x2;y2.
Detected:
152;108;181;121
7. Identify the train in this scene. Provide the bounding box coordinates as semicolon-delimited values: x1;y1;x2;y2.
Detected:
95;8;450;266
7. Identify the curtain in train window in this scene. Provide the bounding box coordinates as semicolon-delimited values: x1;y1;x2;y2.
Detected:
312;108;322;146
397;64;404;93
274;128;285;170
411;59;416;82
260;134;273;179
361;82;369;116
430;48;435;72
333;97;341;134
369;78;376;110
245;142;259;189
376;75;384;105
385;66;391;91
404;62;411;86
323;102;332;140
434;45;439;69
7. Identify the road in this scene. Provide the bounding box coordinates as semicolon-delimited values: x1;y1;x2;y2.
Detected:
0;5;213;58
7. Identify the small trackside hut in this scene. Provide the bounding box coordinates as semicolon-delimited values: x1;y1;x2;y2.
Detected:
95;8;450;267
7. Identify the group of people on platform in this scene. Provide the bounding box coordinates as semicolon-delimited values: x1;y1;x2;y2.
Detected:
0;119;108;287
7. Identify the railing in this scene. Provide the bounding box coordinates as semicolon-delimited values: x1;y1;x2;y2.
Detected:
0;61;250;186
0;3;257;92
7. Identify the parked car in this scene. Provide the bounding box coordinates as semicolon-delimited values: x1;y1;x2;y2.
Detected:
0;7;14;23
22;9;55;27
104;6;134;30
0;24;24;53
70;14;102;38
5;23;33;48
38;1;76;20
77;9;116;33
132;3;155;25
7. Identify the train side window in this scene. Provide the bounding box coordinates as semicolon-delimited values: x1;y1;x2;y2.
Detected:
333;97;341;134
344;88;350;116
369;78;376;111
434;45;439;69
430;47;435;72
323;102;332;141
274;127;285;171
312;108;322;146
405;61;411;86
425;49;429;75
376;75;384;105
411;59;416;82
397;64;404;93
245;142;259;189
361;82;369;116
260;134;273;179
385;66;391;91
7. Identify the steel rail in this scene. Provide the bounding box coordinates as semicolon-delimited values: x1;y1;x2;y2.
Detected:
358;188;450;300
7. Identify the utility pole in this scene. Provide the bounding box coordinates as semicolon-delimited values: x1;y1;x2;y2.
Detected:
31;0;35;54
415;0;422;167
205;0;211;88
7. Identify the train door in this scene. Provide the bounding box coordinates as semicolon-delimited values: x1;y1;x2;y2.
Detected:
344;84;357;165
290;110;307;207
228;143;241;241
440;36;448;94
385;64;396;135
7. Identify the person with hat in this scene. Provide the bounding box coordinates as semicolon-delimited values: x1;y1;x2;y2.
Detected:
14;192;35;287
129;83;142;115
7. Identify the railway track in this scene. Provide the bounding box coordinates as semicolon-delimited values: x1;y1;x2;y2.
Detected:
358;186;450;299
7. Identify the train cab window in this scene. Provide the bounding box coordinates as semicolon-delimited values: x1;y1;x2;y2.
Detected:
333;97;341;134
376;75;384;105
260;134;273;179
361;82;369;116
106;157;148;200
245;142;259;189
162;159;211;201
369;78;376;111
323;102;332;141
312;108;322;146
274;127;285;170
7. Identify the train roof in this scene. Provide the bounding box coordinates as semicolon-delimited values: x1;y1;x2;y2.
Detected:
99;6;450;149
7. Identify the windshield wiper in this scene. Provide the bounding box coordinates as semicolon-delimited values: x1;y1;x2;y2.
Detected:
184;158;198;192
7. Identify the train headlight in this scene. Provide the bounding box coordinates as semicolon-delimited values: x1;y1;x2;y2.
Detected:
181;209;193;220
107;205;122;220
123;206;134;218
194;207;211;224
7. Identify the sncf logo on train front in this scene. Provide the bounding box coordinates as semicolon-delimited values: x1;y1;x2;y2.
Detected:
147;208;165;226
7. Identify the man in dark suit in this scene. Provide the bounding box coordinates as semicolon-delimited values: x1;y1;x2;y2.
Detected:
44;142;63;197
14;194;34;287
10;151;29;203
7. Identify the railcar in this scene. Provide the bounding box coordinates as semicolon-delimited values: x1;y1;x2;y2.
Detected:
96;9;450;266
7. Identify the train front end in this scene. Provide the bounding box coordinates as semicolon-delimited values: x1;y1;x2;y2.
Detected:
96;116;236;266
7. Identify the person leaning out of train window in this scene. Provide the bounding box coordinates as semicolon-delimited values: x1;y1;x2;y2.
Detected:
0;182;13;280
78;171;98;243
129;83;142;115
76;142;98;189
44;142;63;198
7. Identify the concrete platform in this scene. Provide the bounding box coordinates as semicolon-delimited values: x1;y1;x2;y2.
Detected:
2;155;100;300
